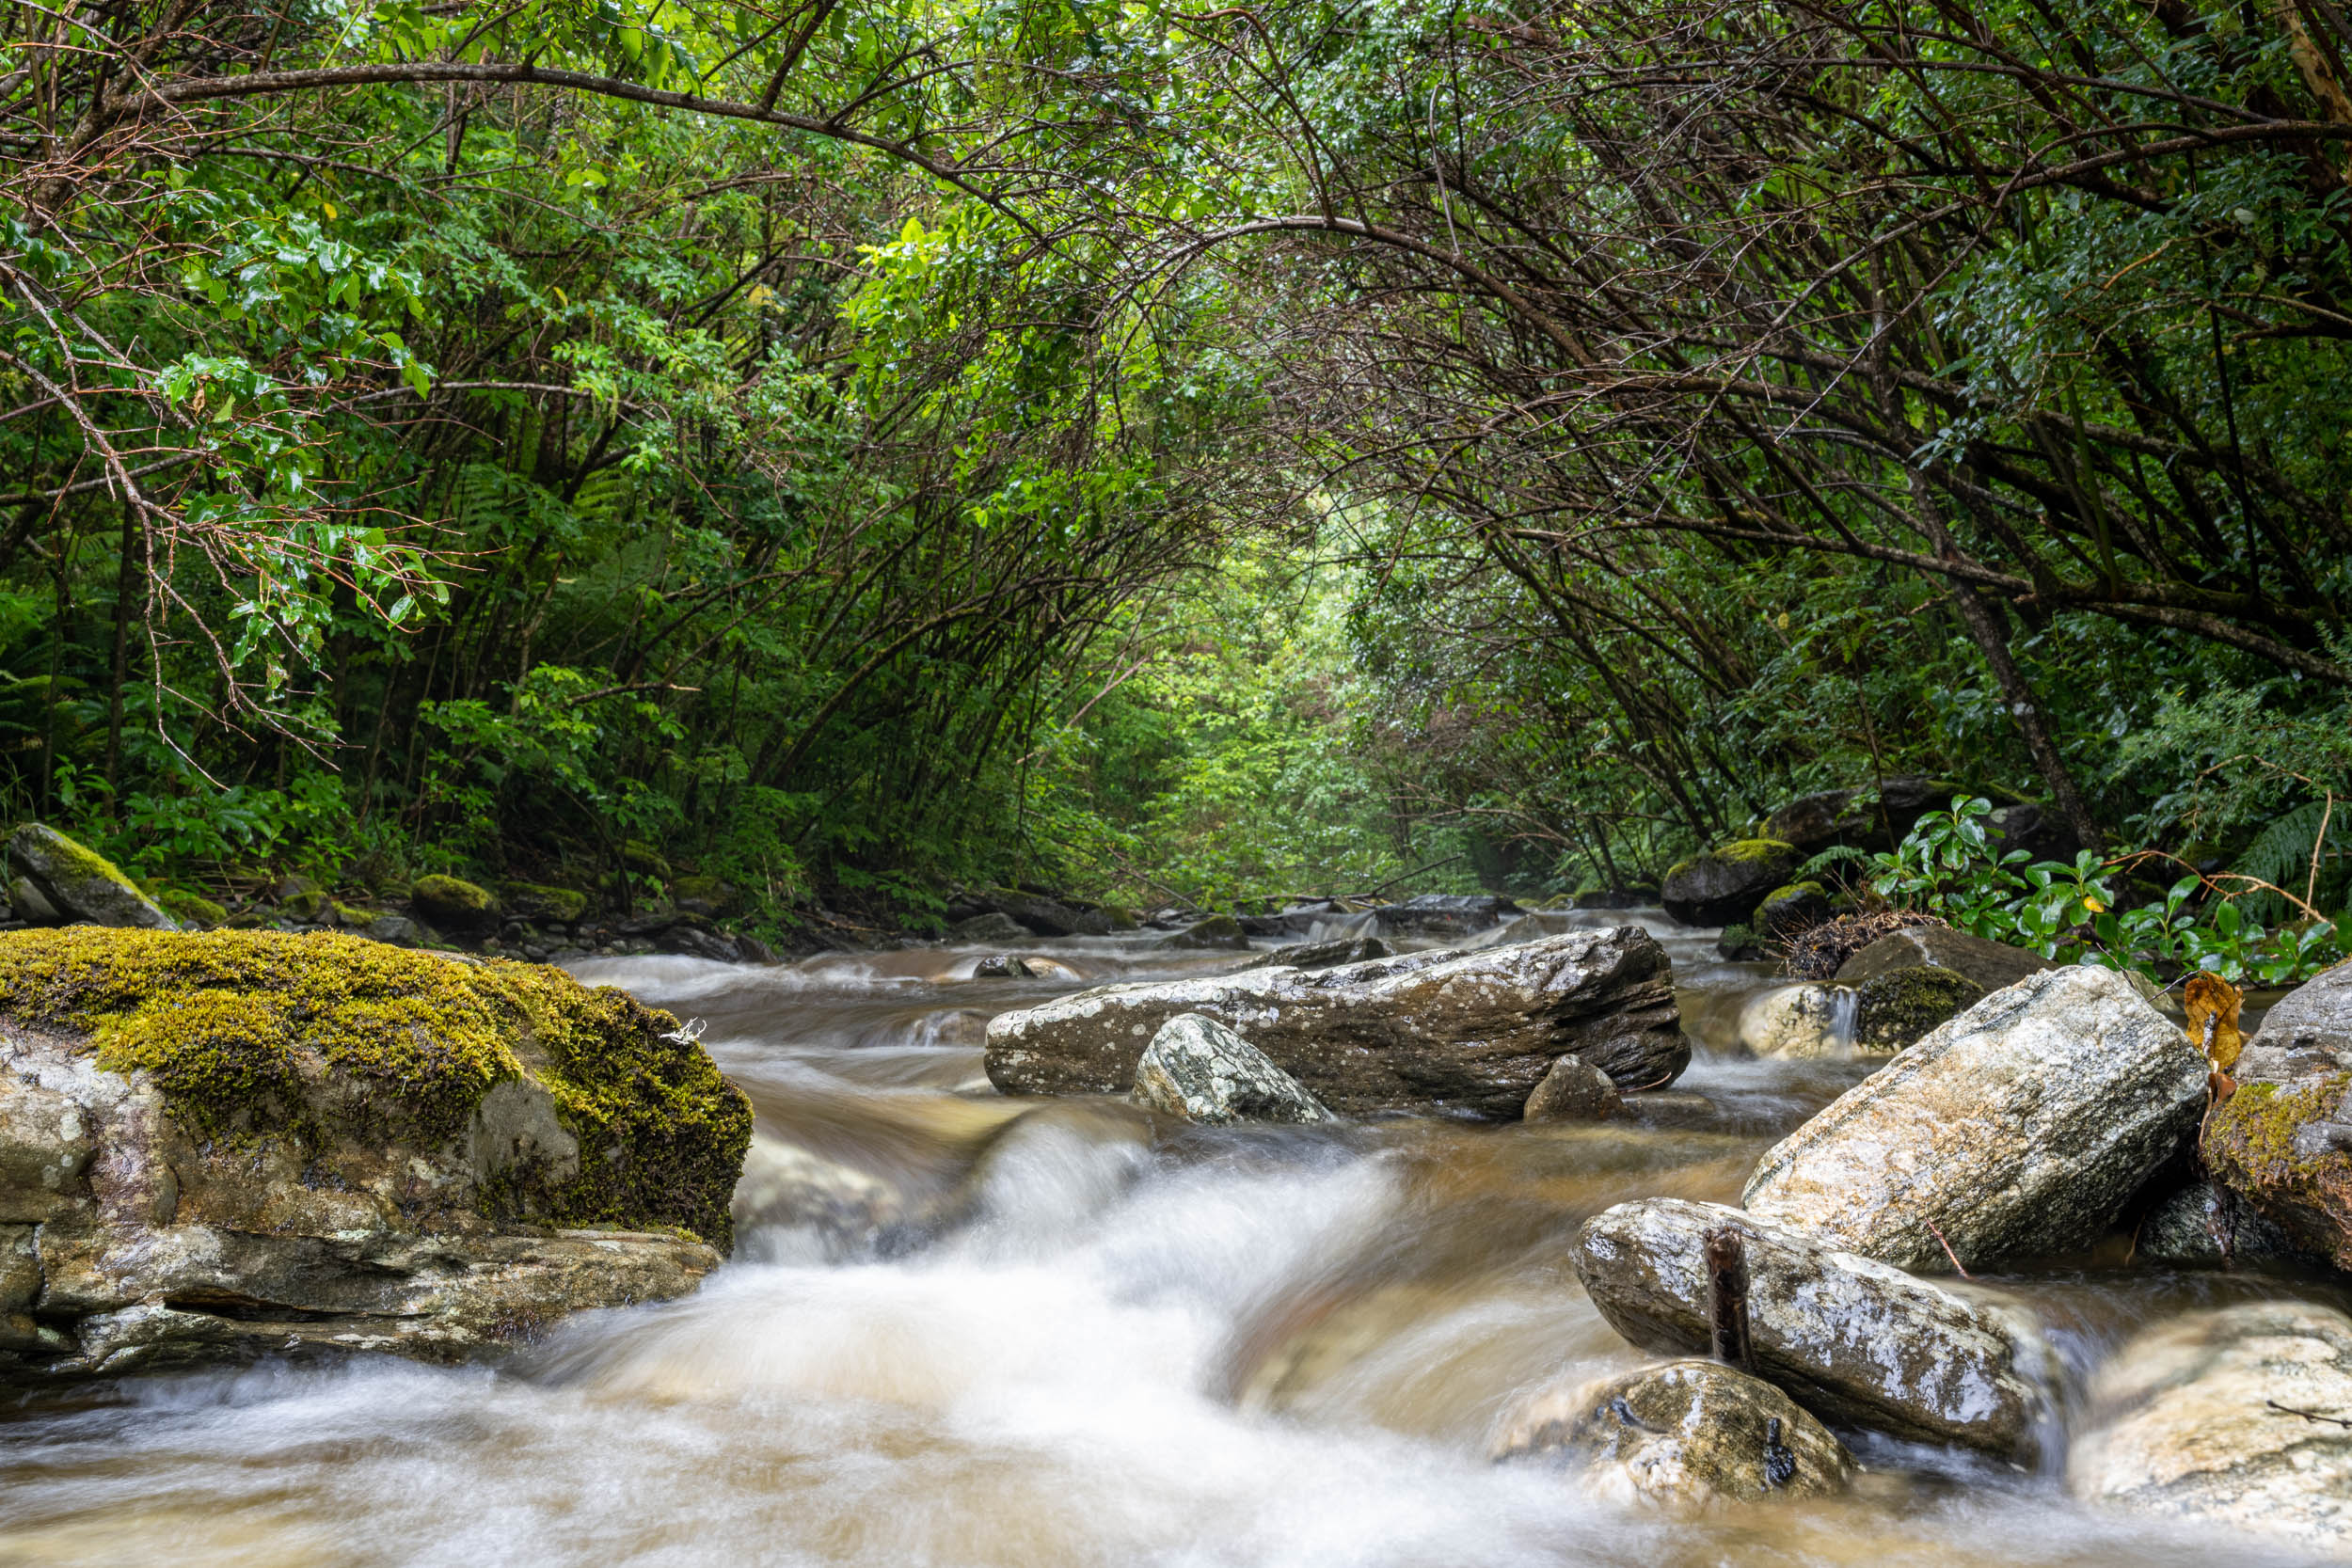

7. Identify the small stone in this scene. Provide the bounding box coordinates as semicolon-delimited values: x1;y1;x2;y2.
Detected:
1493;1358;1854;1505
1523;1054;1622;1121
1738;983;1851;1058
1129;1013;1335;1125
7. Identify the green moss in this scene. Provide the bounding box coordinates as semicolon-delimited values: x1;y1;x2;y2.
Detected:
332;900;384;927
29;829;142;896
281;889;329;923
502;881;590;923
1761;880;1824;907
2207;1075;2350;1195
1714;837;1799;863
412;874;494;913
1853;964;1984;1052
622;840;672;879
156;890;227;929
0;927;751;1247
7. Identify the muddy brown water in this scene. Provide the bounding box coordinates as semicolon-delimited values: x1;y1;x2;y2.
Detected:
0;912;2339;1566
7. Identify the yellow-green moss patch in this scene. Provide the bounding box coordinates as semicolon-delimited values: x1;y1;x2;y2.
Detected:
0;927;751;1246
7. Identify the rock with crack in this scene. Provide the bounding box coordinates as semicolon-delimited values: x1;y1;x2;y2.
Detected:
0;927;750;1382
1742;966;2206;1272
984;927;1687;1118
1573;1197;2054;1462
2071;1300;2352;1555
1127;1013;1334;1125
1492;1357;1855;1505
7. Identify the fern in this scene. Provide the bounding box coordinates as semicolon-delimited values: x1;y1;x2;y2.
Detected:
2232;802;2350;922
1796;843;1869;884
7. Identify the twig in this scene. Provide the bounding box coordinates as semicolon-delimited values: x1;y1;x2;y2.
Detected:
2270;1401;2352;1428
1924;1216;1972;1278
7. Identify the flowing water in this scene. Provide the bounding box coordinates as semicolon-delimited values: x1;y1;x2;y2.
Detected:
0;913;2340;1566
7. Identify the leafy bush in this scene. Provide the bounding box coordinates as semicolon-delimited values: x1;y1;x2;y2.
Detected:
1870;798;2343;988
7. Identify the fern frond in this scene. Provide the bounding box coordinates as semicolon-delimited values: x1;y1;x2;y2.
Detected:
2232;801;2349;920
1797;843;1868;881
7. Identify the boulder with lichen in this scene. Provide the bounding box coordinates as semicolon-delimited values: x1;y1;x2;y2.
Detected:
8;824;177;931
0;927;750;1381
1660;839;1801;927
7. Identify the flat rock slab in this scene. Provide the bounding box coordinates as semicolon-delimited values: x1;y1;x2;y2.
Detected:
1743;966;2206;1272
1573;1198;2054;1461
2072;1301;2352;1555
1493;1357;1853;1505
985;927;1686;1118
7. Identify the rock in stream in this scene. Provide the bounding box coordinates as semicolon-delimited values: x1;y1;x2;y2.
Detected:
1573;1197;2054;1461
984;927;1686;1118
1742;966;2207;1272
0;927;749;1381
1128;1013;1334;1125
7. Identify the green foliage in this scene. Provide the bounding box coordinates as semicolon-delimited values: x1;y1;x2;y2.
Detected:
1872;798;2344;987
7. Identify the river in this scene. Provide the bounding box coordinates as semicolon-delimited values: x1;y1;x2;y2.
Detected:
0;912;2337;1566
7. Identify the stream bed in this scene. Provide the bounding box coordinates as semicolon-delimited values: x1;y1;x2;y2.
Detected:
0;912;2340;1566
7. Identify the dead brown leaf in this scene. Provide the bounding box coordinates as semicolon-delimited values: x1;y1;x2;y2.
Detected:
2185;973;2245;1072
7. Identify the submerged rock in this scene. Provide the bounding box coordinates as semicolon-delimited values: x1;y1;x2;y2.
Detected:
2071;1301;2352;1554
1737;984;1851;1059
0;927;750;1381
1521;1053;1622;1122
1742;967;2206;1272
984;927;1687;1117
1246;935;1391;972
1492;1357;1854;1505
1833;926;2051;994
1573;1197;2053;1461
1371;894;1523;937
1661;839;1800;928
1128;1013;1334;1125
2135;1178;2312;1267
8;824;176;931
1851;965;1983;1053
2201;958;2352;1270
1159;914;1250;951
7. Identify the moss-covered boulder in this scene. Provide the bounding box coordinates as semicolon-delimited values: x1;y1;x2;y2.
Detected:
1660;838;1801;927
155;890;226;930
412;873;501;934
2201;959;2352;1270
279;888;330;924
501;881;591;924
8;824;177;931
0;928;750;1381
1851;964;1985;1053
1756;880;1832;941
667;876;736;918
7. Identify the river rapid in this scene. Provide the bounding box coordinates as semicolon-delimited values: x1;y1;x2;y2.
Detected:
0;912;2342;1567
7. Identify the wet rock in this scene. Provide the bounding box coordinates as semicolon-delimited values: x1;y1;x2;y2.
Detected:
1737;984;1851;1059
1661;840;1801;927
1492;1357;1854;1505
974;954;1030;978
2135;1179;2312;1266
669;876;739;918
984;927;1687;1117
1128;1013;1334;1125
662;924;740;962
0;927;749;1382
2071;1301;2352;1554
411;873;501;935
732;1132;913;1258
950;911;1027;942
994;893;1115;939
1371;894;1523;938
8;878;58;925
1763;789;1866;854
1521;1053;1622;1122
1756;882;1832;942
1246;935;1391;972
280;888;331;923
1742;967;2206;1272
1574;1197;2052;1460
1851;965;1983;1053
501;881;590;924
2200;958;2352;1270
8;824;177;931
364;913;431;947
1714;922;1770;961
1159;914;1250;951
1832;926;2051;994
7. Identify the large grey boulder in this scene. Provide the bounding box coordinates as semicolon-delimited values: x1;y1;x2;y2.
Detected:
1573;1198;2054;1461
2201;958;2352;1269
1128;1013;1334;1125
1660;840;1800;927
8;824;176;931
2071;1301;2352;1554
0;927;747;1382
1742;966;2206;1272
984;927;1686;1118
1491;1357;1853;1505
1833;926;2052;994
